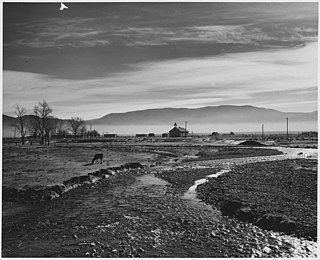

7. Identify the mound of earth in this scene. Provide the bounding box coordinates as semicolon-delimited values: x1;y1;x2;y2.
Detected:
238;140;266;146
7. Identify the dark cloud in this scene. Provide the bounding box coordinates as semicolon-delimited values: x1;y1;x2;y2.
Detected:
3;3;318;80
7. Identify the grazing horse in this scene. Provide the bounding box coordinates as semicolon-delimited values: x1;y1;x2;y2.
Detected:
92;153;103;164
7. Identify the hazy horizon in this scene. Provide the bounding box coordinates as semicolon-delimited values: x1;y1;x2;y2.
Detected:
91;121;318;135
3;121;317;138
3;2;318;120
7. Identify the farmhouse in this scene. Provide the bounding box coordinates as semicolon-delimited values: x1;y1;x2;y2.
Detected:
169;123;189;137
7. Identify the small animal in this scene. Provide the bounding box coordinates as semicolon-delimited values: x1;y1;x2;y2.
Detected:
92;153;103;164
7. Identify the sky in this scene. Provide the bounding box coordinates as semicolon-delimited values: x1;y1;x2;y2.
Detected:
3;2;318;120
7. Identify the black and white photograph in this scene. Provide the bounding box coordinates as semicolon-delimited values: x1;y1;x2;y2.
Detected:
2;1;318;257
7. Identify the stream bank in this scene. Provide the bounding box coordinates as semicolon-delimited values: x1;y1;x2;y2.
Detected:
196;159;317;241
2;146;317;257
2;162;144;204
3;168;317;258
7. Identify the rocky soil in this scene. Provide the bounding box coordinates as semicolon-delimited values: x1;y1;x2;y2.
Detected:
2;142;318;257
196;159;317;240
2;166;317;258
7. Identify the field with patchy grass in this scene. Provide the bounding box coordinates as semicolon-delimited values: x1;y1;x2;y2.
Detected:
2;141;283;190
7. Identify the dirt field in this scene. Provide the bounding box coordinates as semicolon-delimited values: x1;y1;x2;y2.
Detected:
2;139;318;257
2;141;282;190
2;143;159;189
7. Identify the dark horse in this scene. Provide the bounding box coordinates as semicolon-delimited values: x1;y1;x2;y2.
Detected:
92;153;103;164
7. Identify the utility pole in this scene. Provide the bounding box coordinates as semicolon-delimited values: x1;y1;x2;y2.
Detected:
14;127;17;145
286;117;289;141
262;124;264;140
185;121;187;137
89;123;92;145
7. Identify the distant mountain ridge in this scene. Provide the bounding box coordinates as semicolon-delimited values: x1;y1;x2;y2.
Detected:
88;105;317;125
3;105;317;136
3;105;317;127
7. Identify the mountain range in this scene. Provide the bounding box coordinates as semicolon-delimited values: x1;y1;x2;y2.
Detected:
3;105;317;136
88;105;317;125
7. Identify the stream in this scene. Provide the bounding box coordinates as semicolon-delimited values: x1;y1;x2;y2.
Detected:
2;147;318;257
180;146;318;257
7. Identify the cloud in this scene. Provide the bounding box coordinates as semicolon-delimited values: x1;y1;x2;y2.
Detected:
250;87;317;99
5;17;110;49
108;24;317;47
4;14;317;49
3;42;317;119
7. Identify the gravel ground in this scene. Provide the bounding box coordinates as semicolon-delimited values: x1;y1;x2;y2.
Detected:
2;144;317;257
196;159;317;240
2;167;317;258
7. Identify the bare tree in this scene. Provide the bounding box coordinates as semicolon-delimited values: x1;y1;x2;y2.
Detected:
79;124;87;137
13;104;28;145
87;129;100;138
34;100;53;145
68;117;86;137
44;117;58;145
56;121;70;138
28;115;41;138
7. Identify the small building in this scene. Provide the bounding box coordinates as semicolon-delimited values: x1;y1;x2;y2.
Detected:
211;132;220;136
162;133;168;137
300;131;317;138
169;123;189;137
136;134;147;137
104;134;117;138
148;133;155;137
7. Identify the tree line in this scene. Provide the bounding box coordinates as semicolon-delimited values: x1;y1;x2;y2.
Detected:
13;100;100;145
